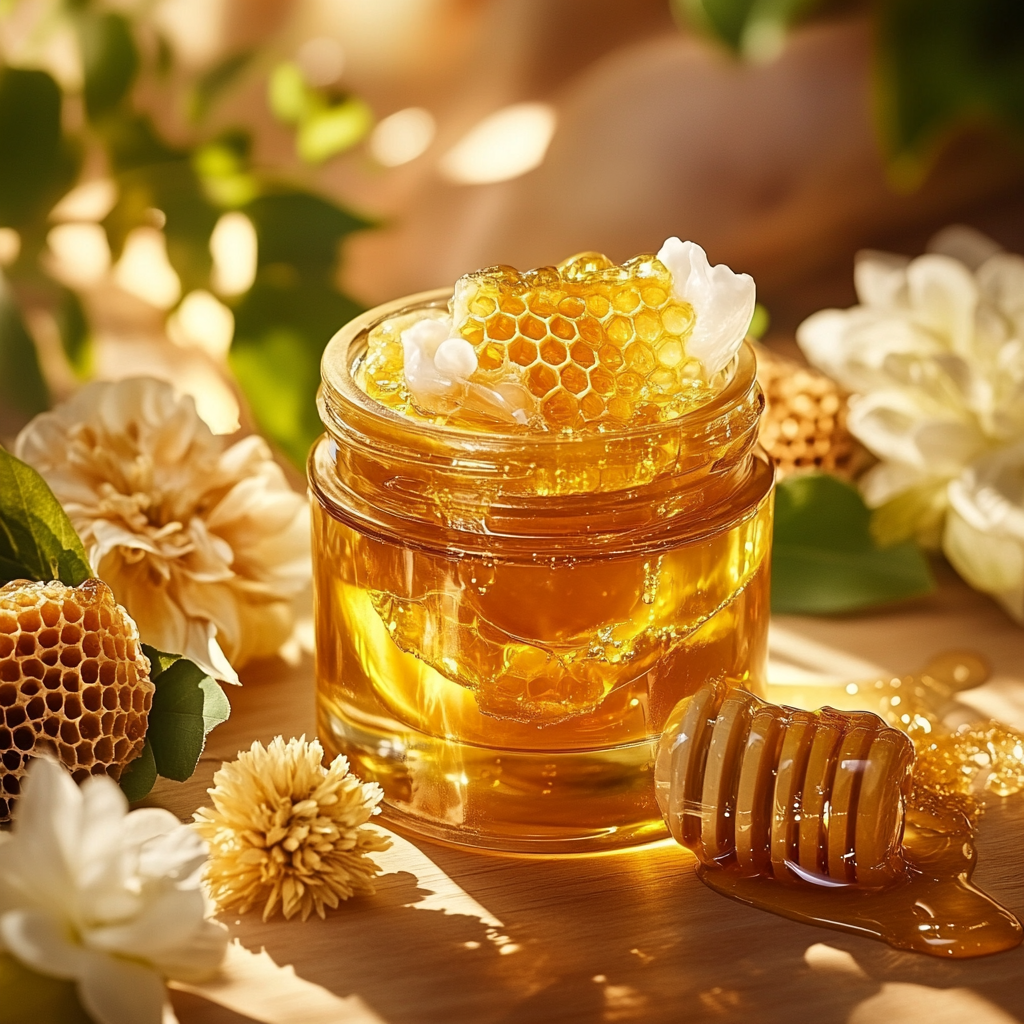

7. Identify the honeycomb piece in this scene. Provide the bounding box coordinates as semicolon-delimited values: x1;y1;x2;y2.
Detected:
0;578;154;820
656;681;915;887
451;251;716;430
754;343;872;480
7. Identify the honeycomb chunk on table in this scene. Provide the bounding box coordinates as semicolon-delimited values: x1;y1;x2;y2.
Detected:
0;578;153;819
452;252;709;429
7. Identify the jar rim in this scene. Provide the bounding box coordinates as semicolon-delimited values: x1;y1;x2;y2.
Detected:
319;288;757;452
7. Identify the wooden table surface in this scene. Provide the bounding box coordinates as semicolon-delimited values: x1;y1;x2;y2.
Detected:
161;564;1024;1024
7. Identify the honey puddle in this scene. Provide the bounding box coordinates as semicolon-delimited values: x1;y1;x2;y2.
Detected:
655;656;1024;959
698;797;1021;958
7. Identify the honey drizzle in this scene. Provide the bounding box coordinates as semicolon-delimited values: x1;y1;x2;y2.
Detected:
657;667;1024;959
698;800;1022;959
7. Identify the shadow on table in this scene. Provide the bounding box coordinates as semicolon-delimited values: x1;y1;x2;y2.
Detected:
227;807;1023;1024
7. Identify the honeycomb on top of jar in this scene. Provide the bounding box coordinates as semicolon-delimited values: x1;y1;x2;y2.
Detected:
357;239;756;432
451;252;708;430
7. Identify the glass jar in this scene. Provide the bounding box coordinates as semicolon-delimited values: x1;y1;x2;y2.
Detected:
310;289;774;854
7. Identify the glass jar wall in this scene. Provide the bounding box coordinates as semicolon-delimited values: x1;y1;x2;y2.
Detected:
310;291;774;854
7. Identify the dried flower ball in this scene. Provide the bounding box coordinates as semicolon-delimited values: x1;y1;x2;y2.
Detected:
0;578;154;820
195;736;390;922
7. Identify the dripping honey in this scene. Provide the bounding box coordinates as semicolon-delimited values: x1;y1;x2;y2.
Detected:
656;679;1024;958
311;292;774;854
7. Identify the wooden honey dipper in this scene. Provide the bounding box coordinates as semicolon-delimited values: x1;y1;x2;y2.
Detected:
655;680;915;889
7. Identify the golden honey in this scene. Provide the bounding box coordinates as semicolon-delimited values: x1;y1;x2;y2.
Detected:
657;676;1024;957
311;291;773;854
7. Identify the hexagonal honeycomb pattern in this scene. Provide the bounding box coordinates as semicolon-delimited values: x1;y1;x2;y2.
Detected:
0;578;154;820
754;344;872;481
361;250;723;431
452;252;710;429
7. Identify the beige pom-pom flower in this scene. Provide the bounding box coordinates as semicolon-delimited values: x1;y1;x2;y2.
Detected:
193;736;390;922
14;378;310;683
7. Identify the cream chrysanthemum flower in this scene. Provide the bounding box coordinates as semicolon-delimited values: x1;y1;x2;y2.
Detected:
193;737;390;922
15;378;310;683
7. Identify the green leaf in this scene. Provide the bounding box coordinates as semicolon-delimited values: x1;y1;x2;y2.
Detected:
0;67;79;229
876;0;1024;178
245;191;372;278
143;645;230;782
0;954;91;1024
297;98;373;163
0;448;92;587
118;738;157;802
193;131;258;208
142;645;183;678
54;286;92;379
771;473;935;614
0;274;49;418
77;11;140;121
268;62;313;124
231;278;361;466
189;49;253;122
671;0;824;59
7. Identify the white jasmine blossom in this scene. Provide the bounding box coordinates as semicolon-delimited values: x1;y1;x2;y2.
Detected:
944;440;1024;624
0;758;227;1024
657;237;756;376
15;378;311;683
797;227;1024;618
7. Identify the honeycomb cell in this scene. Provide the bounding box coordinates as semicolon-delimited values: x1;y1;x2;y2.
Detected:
539;338;568;365
560;365;589;395
527;364;558;397
0;579;154;820
508;338;536;366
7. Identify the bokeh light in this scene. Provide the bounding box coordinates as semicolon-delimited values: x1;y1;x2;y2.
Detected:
370;107;436;167
439;103;557;185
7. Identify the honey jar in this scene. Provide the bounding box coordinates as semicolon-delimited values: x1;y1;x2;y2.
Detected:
310;289;774;853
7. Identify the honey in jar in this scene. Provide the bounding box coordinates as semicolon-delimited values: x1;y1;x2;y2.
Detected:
310;240;772;853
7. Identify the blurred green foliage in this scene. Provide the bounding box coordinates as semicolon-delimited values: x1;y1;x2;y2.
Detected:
672;0;1024;176
0;0;373;467
269;61;374;164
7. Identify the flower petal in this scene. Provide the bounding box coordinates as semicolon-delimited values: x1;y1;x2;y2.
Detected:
847;391;985;476
121;808;182;852
76;775;129;889
137;824;209;884
87;888;227;981
906;253;977;356
4;759;81;913
854;249;910;309
977;253;1024;337
944;440;1024;622
0;908;89;980
77;951;167;1024
927;224;1002;271
657;237;755;376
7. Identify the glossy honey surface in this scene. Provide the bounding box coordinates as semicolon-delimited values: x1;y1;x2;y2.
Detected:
311;297;774;853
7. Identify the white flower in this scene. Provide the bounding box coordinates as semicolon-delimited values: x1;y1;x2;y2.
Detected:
657;237;756;377
15;378;311;682
797;227;1024;550
944;439;1024;624
0;758;228;1024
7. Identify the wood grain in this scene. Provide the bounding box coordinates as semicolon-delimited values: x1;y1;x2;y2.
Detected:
163;567;1024;1024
